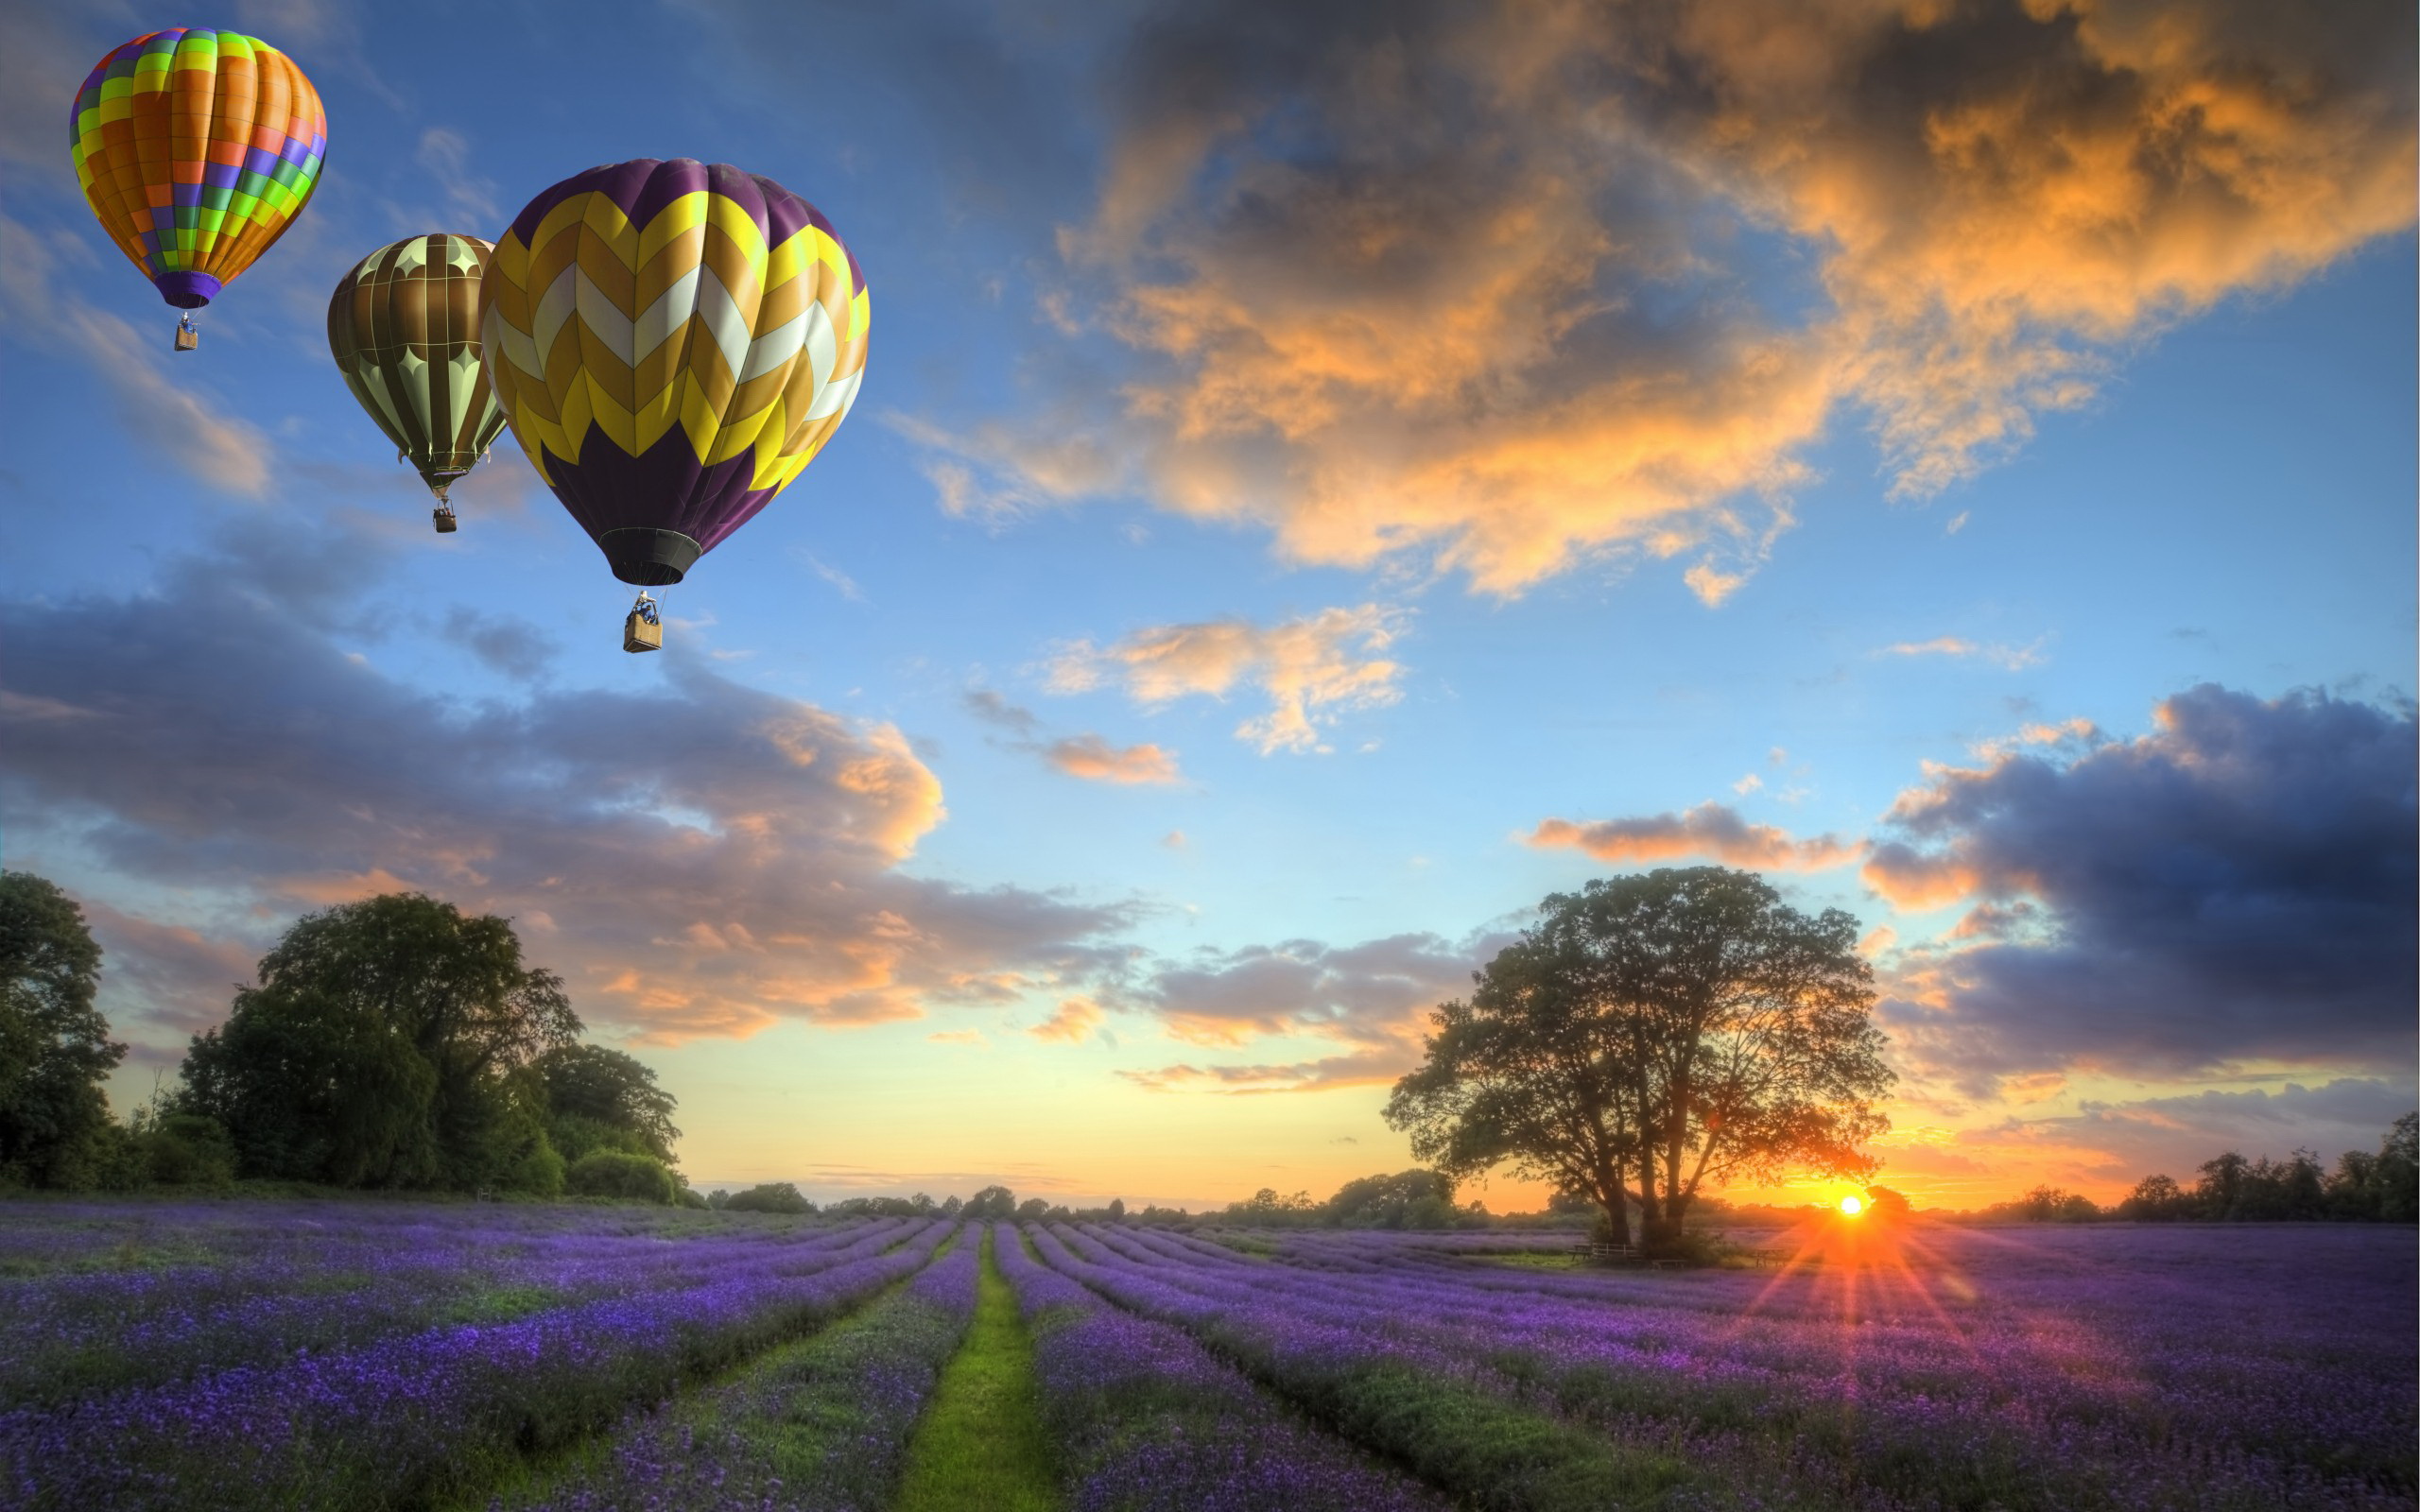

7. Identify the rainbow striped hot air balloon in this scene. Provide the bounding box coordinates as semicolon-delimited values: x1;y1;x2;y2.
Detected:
69;28;325;347
482;159;868;651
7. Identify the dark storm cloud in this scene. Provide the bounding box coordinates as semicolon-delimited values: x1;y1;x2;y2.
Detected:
0;520;1131;1043
1868;685;2417;1090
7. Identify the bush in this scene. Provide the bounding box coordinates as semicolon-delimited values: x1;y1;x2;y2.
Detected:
563;1150;677;1204
139;1112;236;1187
722;1181;813;1214
506;1137;566;1199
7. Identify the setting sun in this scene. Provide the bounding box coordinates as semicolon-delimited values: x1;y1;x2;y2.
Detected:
1839;1195;1865;1216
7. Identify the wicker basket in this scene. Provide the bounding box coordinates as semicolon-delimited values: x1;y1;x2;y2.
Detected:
623;610;663;653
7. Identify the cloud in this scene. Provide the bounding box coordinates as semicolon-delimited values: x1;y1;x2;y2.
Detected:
1877;637;2045;670
0;215;273;496
0;6;101;182
926;1029;991;1048
1042;735;1183;785
1528;801;1860;870
79;901;263;1049
1119;1052;1408;1096
0;520;1131;1045
897;0;2411;598
1028;996;1103;1044
1865;685;2417;1091
442;609;559;683
801;554;867;603
1115;930;1507;1093
1049;605;1407;754
413;128;502;231
1912;1078;2419;1198
964;690;1042;736
964;691;1182;784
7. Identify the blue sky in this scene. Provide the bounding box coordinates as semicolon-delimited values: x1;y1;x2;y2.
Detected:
3;0;2412;1209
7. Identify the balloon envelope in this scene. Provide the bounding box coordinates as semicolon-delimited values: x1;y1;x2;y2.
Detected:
481;159;869;586
70;29;326;309
328;235;509;504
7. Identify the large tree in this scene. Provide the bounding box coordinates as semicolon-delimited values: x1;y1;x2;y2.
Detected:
1388;867;1893;1250
180;893;578;1191
0;873;125;1188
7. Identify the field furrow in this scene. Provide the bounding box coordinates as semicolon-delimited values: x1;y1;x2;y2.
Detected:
481;1222;979;1512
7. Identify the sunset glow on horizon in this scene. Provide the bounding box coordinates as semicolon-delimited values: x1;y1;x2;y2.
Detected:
1;0;2411;1214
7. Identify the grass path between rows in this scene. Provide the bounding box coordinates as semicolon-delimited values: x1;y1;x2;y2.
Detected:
894;1227;1062;1512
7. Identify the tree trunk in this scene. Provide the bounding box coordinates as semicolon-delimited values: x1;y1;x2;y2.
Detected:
1591;1160;1632;1247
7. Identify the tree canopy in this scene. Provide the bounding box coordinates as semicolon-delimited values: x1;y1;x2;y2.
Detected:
178;893;579;1193
1386;867;1893;1250
0;872;124;1188
535;1043;681;1166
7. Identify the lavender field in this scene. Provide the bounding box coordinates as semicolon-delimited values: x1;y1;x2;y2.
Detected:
0;1201;2410;1512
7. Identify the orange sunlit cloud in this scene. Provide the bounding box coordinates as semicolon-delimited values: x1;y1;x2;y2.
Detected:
1529;802;1861;870
910;0;2413;599
1048;606;1407;754
1043;734;1183;785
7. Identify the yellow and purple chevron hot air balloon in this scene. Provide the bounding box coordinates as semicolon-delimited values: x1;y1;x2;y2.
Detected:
482;159;869;652
69;28;326;350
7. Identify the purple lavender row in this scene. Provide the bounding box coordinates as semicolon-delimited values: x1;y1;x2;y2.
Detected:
1055;1222;2414;1511
0;1218;951;1512
490;1225;982;1512
0;1204;908;1408
998;1223;1452;1512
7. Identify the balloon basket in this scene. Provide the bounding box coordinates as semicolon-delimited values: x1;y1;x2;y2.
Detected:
173;323;199;352
623;610;663;654
432;507;458;534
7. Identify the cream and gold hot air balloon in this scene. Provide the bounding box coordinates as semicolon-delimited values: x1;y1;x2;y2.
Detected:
328;234;509;531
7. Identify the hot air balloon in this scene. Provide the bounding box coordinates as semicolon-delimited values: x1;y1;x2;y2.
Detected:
69;28;326;351
482;159;868;651
328;235;510;532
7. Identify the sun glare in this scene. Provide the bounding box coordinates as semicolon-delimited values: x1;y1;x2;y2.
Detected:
1839;1194;1865;1216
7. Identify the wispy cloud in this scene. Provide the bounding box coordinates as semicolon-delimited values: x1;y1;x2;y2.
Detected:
0;215;273;497
800;554;867;603
413;128;502;231
964;691;1183;784
1527;801;1860;870
1877;637;2046;671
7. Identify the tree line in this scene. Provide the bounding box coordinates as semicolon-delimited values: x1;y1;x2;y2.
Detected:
0;873;692;1204
1965;1120;2419;1225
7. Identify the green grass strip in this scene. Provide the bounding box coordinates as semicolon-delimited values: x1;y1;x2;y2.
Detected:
895;1227;1062;1512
